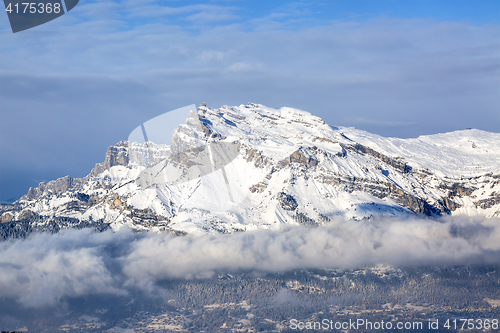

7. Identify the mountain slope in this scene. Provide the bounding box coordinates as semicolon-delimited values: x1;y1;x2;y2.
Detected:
1;103;499;237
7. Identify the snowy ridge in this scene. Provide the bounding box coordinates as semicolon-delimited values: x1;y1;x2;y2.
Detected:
343;128;500;177
2;103;499;236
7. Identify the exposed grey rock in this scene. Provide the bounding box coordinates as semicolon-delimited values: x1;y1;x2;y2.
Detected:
279;192;298;211
284;148;319;168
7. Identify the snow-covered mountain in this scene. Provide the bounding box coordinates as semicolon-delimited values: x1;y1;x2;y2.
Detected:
1;103;499;236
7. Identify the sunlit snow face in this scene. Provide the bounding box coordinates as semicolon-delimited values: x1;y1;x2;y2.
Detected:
128;105;248;210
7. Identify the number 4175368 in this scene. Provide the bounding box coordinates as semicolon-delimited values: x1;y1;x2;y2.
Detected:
443;318;498;330
5;2;61;14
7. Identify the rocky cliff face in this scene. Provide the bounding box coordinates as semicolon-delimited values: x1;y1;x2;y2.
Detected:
1;103;499;238
91;141;171;175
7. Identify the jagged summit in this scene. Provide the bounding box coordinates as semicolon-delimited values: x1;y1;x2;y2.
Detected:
1;103;499;237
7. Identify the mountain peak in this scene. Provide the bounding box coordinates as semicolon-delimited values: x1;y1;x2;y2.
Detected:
1;103;499;238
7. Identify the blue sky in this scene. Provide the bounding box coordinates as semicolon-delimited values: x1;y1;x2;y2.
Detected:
0;0;499;202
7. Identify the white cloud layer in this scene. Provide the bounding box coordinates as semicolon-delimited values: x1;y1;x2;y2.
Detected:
0;215;498;308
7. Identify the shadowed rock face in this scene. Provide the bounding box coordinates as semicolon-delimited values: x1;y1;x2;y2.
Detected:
279;192;298;211
344;143;410;174
23;175;83;201
285;149;319;169
476;194;500;209
91;142;130;175
439;197;461;212
440;183;475;197
91;141;171;175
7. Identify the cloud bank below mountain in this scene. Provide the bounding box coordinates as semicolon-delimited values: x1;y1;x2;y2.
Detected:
0;215;498;308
